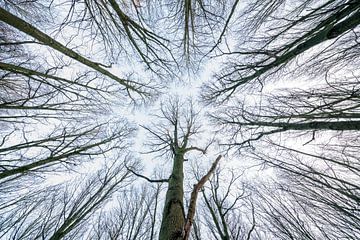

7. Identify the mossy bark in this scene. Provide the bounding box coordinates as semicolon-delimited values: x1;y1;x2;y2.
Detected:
159;152;185;240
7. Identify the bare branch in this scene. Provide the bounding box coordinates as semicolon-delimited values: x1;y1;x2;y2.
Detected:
183;155;222;240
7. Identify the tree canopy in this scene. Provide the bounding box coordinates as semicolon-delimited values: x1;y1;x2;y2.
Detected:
1;0;359;239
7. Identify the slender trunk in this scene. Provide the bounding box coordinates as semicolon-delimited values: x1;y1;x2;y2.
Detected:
227;2;360;88
236;120;360;131
0;139;106;180
183;155;222;240
159;152;185;240
0;7;138;93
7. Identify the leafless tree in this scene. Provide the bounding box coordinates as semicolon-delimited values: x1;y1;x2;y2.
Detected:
208;57;360;239
1;1;360;239
0;2;159;239
144;0;240;60
52;0;176;77
1;1;138;225
0;3;156;100
253;161;360;240
216;130;360;239
88;183;163;240
0;159;136;240
196;167;256;240
202;0;360;102
211;73;360;148
1;5;135;181
0;120;134;182
138;97;220;240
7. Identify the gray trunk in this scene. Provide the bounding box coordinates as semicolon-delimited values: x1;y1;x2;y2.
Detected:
159;152;185;240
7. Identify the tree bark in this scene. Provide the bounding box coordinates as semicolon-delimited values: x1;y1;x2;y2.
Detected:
183;155;222;240
159;151;185;240
233;120;360;131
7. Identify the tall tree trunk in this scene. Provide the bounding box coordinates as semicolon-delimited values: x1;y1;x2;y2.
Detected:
0;7;139;93
159;152;185;240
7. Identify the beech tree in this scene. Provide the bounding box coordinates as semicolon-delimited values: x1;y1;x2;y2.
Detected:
198;167;256;240
1;0;360;239
209;75;360;239
212;73;360;145
88;184;162;240
137;98;221;240
1;3;141;240
248;140;360;240
0;160;136;240
201;1;360;239
202;0;360;102
0;0;136;185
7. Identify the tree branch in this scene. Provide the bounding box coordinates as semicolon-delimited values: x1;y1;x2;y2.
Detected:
125;165;168;183
183;155;222;240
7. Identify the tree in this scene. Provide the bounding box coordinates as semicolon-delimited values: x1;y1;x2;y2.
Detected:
1;2;140;238
138;98;220;240
0;0;136;183
200;1;360;238
88;184;162;240
1;0;360;239
208;73;360;238
0;159;136;240
248;140;360;240
202;0;360;102
198;167;256;240
0;6;155;99
52;0;176;77
211;73;360;145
